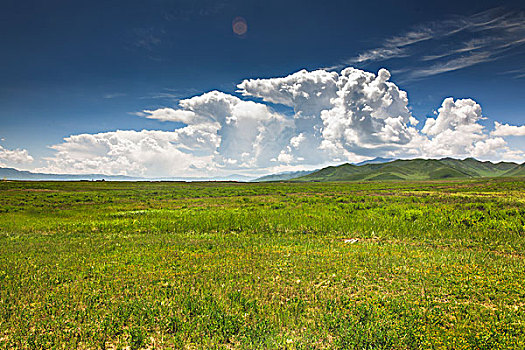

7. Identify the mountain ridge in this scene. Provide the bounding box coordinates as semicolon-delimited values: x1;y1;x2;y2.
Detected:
252;157;394;182
2;158;524;182
293;158;524;182
0;167;253;182
251;170;317;182
354;157;394;166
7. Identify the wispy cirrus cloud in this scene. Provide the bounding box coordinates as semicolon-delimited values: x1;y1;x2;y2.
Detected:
500;68;525;79
409;51;496;79
352;47;409;64
133;27;164;51
346;8;525;81
162;1;230;21
140;88;202;101
103;93;126;99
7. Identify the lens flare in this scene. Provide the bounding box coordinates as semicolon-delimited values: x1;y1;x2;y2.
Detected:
232;17;247;36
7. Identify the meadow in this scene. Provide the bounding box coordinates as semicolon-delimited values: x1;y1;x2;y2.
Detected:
0;179;524;349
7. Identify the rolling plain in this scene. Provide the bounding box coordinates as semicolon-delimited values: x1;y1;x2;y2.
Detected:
1;179;524;349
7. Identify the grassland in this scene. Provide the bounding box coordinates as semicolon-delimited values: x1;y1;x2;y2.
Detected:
0;179;524;349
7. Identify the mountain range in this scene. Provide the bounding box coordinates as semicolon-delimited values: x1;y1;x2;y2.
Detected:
0;168;138;181
293;158;524;182
354;157;394;166
1;157;524;182
252;157;395;182
252;170;316;182
0;167;253;182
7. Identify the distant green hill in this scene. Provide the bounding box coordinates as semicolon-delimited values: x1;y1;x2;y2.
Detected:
294;158;525;182
252;170;316;182
502;163;525;177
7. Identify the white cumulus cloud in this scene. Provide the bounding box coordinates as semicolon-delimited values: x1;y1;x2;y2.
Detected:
40;129;217;177
492;122;525;136
238;67;420;163
319;68;416;157
143;108;197;124
419;98;514;159
0;145;34;168
39;67;524;176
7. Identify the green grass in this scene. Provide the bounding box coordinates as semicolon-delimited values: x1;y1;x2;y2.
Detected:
1;179;525;349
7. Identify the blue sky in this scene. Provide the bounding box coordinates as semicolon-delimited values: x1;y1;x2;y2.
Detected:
1;0;524;176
